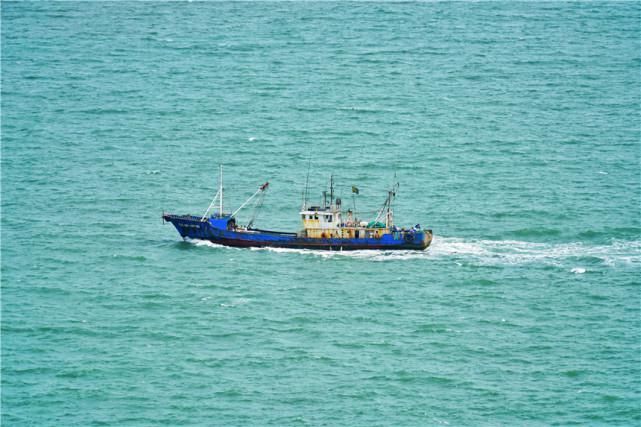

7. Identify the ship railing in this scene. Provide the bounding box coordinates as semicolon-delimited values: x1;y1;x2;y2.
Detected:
303;226;389;232
163;213;202;221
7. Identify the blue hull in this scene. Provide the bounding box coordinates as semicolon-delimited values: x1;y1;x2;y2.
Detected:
163;214;432;251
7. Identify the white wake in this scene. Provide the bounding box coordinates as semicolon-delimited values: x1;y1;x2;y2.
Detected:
184;236;641;268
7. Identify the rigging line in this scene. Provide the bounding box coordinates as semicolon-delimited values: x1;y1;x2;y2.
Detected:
231;182;269;218
374;199;388;223
248;196;260;228
374;182;395;223
248;186;268;228
201;189;221;221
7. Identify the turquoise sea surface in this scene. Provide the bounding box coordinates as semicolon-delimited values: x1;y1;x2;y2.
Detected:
2;2;640;425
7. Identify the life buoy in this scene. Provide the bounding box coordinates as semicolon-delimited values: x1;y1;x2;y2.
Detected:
404;233;414;243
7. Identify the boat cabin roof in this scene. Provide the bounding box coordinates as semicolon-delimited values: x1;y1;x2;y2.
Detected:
300;208;340;216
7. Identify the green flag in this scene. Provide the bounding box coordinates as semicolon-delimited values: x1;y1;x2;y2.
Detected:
352;186;359;195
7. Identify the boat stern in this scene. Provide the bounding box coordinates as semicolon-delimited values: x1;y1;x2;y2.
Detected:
420;229;433;249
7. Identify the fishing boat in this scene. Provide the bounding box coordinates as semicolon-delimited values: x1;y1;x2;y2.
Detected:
163;166;432;251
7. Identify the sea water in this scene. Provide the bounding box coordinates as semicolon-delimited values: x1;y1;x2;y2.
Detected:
2;2;640;425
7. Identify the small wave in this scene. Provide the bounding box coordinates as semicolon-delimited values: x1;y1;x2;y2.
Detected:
577;227;641;241
220;298;249;308
110;253;147;262
508;227;562;238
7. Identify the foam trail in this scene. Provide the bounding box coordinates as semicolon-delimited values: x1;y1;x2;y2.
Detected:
429;237;641;267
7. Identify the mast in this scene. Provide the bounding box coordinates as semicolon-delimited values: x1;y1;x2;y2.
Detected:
330;174;334;208
387;179;398;227
303;155;311;210
219;164;223;216
201;166;226;221
385;173;391;227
